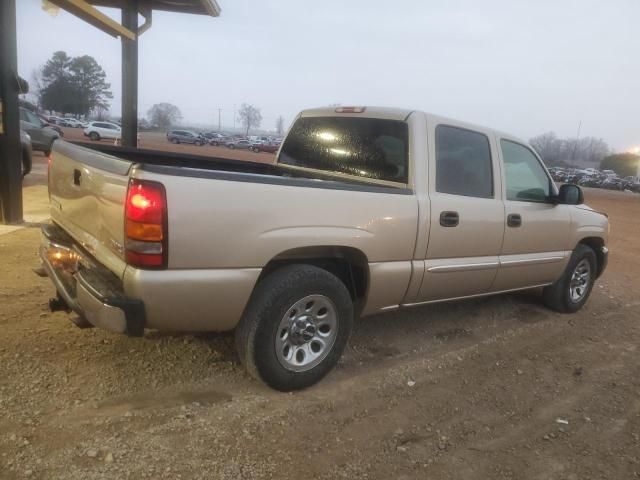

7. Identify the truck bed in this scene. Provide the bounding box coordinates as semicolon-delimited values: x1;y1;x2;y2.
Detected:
75;142;410;194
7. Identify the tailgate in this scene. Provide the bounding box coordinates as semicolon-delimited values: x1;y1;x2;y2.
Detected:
49;141;133;278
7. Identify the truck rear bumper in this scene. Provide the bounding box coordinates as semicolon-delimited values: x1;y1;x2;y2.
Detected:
39;224;145;336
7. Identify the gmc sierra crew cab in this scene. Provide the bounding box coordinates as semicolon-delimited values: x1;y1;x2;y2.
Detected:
39;106;609;391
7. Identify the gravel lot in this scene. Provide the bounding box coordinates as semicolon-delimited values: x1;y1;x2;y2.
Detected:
1;153;639;479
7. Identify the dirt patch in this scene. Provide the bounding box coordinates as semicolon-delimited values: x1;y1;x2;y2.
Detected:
1;187;639;479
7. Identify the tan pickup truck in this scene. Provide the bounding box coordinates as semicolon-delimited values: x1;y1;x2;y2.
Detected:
39;106;609;390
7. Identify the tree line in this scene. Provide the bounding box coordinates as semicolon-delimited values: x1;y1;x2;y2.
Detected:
30;51;286;135
34;51;112;117
529;132;610;168
530;131;639;178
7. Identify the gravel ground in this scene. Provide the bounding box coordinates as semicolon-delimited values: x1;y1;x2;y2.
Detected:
1;175;639;479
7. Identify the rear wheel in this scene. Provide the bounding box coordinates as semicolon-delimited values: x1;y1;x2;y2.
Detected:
542;244;597;313
89;132;100;141
171;138;179;144
212;141;219;146
235;264;353;391
229;144;235;149
22;148;31;177
195;140;202;146
43;140;54;158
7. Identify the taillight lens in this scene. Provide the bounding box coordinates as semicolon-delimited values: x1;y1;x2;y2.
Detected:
125;179;167;269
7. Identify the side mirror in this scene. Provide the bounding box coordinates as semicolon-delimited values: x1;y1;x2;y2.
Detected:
556;184;584;205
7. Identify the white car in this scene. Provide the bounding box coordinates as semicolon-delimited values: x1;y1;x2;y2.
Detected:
84;121;121;141
62;118;84;128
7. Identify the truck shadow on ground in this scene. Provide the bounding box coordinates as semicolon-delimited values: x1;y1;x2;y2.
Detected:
134;288;558;388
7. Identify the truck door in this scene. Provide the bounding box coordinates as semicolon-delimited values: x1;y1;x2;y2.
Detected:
492;138;571;291
413;123;505;303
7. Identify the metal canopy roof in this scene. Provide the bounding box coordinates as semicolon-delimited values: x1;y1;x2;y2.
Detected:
46;0;220;39
88;0;220;16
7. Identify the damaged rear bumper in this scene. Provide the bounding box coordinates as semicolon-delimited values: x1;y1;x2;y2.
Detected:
39;224;145;336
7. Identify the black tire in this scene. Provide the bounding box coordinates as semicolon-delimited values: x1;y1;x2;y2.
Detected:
235;264;353;391
212;141;219;146
89;132;100;141
229;144;235;149
195;140;202;146
22;149;31;177
542;244;597;313
43;140;55;158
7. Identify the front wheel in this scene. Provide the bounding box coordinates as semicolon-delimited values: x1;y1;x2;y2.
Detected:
542;244;597;313
235;264;353;391
89;132;100;141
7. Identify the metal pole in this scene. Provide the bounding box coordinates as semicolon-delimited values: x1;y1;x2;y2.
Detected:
0;0;23;224
218;108;221;131
121;1;138;147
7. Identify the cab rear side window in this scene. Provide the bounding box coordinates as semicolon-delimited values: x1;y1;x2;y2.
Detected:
435;125;493;198
279;116;409;184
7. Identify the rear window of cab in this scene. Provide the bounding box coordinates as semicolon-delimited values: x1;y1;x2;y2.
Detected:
278;116;409;184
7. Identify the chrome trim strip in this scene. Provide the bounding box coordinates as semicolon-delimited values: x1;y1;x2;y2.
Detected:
499;256;564;267
401;283;552;308
379;304;400;311
427;261;499;273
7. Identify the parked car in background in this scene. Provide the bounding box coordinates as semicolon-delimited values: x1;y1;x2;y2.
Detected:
205;133;229;146
37;114;64;138
83;121;122;141
20;130;32;177
622;176;640;192
19;107;59;156
250;141;280;153
226;139;252;149
62;118;84;128
166;130;205;145
45;115;63;125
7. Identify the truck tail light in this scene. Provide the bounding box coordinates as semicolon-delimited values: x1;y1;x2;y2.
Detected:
125;179;167;269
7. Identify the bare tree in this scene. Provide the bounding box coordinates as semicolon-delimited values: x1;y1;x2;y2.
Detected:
147;103;182;129
530;132;559;164
275;115;285;136
238;103;262;136
530;132;609;167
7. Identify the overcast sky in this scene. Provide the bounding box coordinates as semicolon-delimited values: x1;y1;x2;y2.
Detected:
16;0;640;150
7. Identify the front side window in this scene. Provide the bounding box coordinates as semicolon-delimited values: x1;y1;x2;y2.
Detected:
21;109;42;127
279;116;409;184
501;140;551;202
435;125;493;198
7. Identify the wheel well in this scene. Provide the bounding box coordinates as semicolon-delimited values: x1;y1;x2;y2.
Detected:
578;237;605;276
259;246;369;310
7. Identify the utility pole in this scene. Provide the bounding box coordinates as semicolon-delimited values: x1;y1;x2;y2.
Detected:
0;0;23;224
121;0;139;147
570;120;582;163
233;104;236;130
218;108;221;131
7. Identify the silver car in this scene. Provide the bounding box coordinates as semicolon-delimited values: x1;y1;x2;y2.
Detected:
19;107;59;156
